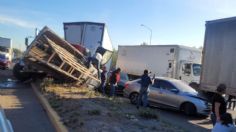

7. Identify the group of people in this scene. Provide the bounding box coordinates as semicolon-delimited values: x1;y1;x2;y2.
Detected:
76;44;122;97
211;84;236;132
99;67;121;97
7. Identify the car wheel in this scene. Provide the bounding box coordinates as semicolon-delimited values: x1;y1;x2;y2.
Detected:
129;92;139;104
183;103;196;116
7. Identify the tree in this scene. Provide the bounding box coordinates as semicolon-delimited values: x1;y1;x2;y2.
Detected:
110;49;118;70
13;48;23;58
140;42;148;45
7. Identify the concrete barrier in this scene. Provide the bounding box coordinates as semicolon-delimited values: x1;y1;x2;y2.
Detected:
31;83;68;132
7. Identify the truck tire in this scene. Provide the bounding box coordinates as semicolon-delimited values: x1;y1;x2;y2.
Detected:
13;63;31;82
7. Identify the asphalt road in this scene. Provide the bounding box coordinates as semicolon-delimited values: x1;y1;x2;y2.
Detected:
0;69;55;132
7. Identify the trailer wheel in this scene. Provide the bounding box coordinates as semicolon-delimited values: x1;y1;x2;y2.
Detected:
13;63;31;81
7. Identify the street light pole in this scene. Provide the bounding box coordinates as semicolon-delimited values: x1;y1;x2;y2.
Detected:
25;36;34;49
141;24;152;45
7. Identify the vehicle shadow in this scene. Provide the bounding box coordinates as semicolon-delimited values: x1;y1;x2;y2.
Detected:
149;106;212;132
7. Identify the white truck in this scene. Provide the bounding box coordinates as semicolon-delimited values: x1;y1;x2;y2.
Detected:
63;22;113;66
116;45;202;87
0;37;13;69
200;17;236;95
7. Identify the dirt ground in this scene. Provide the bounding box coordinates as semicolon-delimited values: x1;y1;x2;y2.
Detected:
38;80;186;132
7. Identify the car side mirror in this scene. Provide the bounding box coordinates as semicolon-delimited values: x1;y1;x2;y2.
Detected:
170;89;179;93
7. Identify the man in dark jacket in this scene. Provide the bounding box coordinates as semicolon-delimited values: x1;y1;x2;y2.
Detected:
137;69;154;109
100;66;107;95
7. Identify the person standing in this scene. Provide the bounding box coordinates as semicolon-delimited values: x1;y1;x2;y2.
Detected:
109;68;121;97
87;52;103;80
211;84;227;126
227;95;236;110
100;66;107;95
136;69;154;109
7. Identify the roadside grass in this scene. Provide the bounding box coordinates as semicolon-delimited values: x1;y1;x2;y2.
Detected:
138;108;159;120
38;80;186;132
88;109;101;116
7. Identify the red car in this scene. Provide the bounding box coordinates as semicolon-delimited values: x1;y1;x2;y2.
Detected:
0;54;10;69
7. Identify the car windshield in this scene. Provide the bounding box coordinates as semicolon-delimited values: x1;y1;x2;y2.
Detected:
192;64;201;76
170;79;197;93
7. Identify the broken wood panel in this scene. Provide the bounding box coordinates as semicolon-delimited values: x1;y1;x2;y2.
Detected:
44;36;99;82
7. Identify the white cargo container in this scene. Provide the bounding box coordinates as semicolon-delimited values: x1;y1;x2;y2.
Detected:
200;17;236;95
0;37;12;61
0;37;13;69
116;45;202;86
64;22;113;65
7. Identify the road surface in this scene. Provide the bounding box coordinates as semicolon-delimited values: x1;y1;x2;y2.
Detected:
0;69;55;132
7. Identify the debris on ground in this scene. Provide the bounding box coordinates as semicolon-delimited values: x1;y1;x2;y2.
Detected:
38;80;186;132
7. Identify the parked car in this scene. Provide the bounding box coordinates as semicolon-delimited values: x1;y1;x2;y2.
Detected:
105;71;129;95
0;54;10;69
123;77;211;116
0;106;14;132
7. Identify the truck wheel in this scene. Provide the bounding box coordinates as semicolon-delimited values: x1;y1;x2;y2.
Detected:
13;63;31;81
129;92;139;104
183;103;196;116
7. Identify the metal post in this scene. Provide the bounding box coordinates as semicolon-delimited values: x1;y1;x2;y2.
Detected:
141;24;152;45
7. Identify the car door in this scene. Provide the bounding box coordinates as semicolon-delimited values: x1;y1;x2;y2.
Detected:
148;79;164;106
158;80;180;109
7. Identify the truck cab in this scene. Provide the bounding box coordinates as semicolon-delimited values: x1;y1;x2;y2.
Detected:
0;37;12;69
179;62;201;88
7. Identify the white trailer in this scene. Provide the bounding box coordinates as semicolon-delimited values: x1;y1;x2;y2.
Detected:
116;45;202;87
64;22;113;65
0;37;13;61
200;17;236;95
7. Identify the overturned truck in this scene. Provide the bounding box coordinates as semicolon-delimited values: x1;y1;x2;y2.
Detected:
13;26;101;87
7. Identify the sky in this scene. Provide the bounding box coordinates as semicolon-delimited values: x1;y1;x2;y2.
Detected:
0;0;236;50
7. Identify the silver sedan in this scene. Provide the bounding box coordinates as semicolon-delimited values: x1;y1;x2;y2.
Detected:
123;77;211;116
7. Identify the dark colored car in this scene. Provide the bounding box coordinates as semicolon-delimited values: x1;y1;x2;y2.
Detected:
105;71;129;95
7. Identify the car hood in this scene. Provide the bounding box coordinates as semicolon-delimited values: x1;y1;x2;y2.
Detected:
182;91;208;101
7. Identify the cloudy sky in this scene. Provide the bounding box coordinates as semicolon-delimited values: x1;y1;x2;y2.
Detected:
0;0;236;50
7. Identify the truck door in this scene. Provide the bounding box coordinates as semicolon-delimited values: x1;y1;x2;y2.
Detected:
166;48;175;78
180;63;192;84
